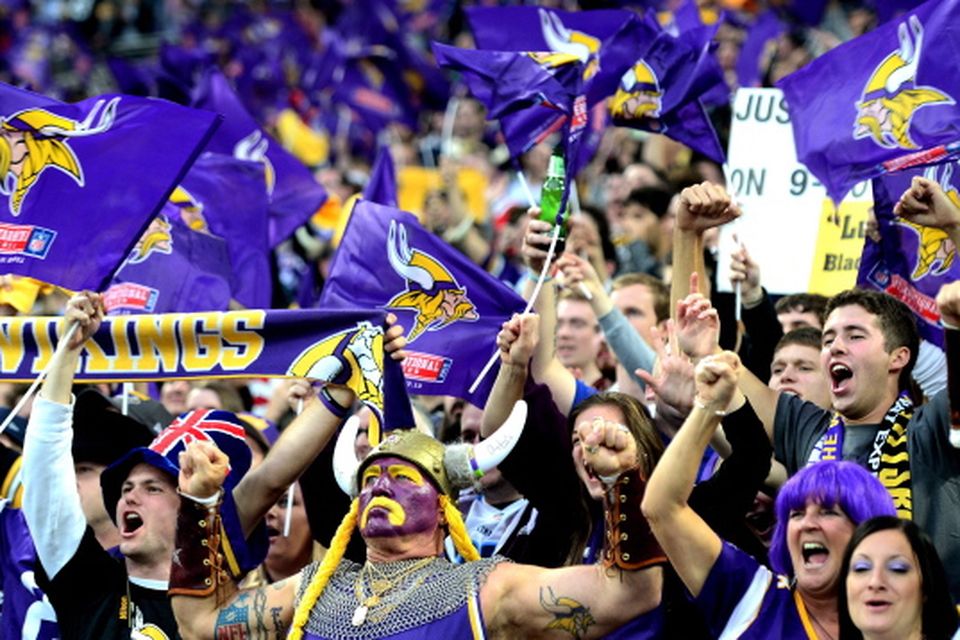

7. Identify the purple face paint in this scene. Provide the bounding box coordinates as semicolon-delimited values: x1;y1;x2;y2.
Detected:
358;456;440;538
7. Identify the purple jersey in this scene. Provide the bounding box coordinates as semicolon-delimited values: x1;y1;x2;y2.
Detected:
695;543;817;639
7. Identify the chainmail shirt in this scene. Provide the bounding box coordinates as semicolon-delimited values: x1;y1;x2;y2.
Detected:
295;555;505;639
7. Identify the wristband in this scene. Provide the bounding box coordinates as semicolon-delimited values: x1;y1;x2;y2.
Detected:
319;386;350;419
177;488;223;506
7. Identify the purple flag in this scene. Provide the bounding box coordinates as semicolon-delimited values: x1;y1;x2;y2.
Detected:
872;0;927;25
609;23;728;163
191;69;328;247
736;11;785;89
320;200;526;406
174;153;271;309
0;85;219;291
0;505;58;639
364;146;398;207
858;161;960;347
433;43;588;211
777;0;960;203
105;205;233;315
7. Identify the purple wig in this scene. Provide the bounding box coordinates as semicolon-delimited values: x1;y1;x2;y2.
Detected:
768;461;896;577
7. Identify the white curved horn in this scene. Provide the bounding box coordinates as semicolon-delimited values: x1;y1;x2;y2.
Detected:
887;17;923;93
332;415;362;496
473;400;527;473
940;162;954;191
539;9;589;62
386;220;434;289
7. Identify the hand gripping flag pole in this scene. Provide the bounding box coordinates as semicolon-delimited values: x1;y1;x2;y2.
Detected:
0;321;80;435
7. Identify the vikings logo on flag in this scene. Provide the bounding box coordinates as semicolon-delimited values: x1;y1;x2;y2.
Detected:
288;319;387;428
0;84;219;292
894;164;958;279
320;201;526;406
611;61;663;123
233;129;276;196
127;214;173;265
0;97;117;216
777;0;960;203
386;220;478;342
169;185;209;232
537;8;602;81
858;160;960;347
853;16;954;150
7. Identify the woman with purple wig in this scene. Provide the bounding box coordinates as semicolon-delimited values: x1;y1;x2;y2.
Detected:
643;351;896;639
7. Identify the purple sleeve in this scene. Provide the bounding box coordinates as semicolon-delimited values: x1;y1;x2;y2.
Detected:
694;543;772;637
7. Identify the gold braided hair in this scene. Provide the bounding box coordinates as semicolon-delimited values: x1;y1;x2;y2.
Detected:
288;498;360;640
440;494;479;562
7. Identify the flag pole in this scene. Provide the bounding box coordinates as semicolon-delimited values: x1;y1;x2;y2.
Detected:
283;397;305;537
0;321;80;435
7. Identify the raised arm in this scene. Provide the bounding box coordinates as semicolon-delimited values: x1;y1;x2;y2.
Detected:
172;440;299;640
22;292;101;578
641;351;741;597
481;312;539;438
935;280;960;448
670;183;741;315
483;418;663;638
676;285;778;442
232;315;407;536
522;209;578;415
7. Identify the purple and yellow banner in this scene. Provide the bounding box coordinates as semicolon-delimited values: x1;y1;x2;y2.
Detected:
0;308;413;429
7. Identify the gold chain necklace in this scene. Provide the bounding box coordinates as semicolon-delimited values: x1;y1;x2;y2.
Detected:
351;556;437;627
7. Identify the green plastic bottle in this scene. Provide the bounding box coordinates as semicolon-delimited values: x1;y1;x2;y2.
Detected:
539;146;569;243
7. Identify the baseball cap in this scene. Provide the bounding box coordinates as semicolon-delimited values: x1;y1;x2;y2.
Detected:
100;408;253;524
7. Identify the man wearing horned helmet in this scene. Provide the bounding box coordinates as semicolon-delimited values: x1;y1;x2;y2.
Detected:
170;393;669;638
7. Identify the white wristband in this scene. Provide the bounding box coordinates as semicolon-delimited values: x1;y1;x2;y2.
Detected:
177;488;223;506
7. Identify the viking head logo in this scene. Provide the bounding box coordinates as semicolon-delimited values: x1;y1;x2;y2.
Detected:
169;186;209;233
288;321;385;417
538;8;601;81
610;60;663;124
895;163;957;279
0;97;118;216
234;129;276;195
854;16;954;150
386;220;478;342
129;214;173;265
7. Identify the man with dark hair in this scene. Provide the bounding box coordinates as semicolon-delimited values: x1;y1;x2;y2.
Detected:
774;292;829;332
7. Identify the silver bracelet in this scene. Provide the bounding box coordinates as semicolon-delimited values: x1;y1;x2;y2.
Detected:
693;398;727;416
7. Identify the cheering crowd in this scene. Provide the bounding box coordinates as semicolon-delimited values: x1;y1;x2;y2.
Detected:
0;0;959;639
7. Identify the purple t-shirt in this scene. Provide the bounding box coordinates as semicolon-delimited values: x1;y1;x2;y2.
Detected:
695;543;815;639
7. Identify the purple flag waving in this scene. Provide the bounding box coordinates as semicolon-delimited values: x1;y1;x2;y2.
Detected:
174;153;271;309
105;205;233;315
433;43;588;211
364;146;398;207
777;0;960;203
609;21;728;163
191;69;328;247
0;85;219;291
858;161;960;346
320;200;526;405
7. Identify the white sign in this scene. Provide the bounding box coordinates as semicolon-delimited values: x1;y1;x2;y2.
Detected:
719;88;871;296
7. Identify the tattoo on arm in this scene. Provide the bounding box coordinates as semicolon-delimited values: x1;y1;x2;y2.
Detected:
254;588;268;636
271;607;287;640
215;592;252;639
539;586;596;639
